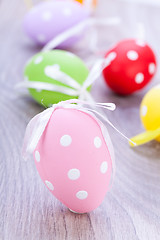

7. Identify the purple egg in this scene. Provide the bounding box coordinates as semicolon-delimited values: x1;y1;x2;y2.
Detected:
23;0;89;48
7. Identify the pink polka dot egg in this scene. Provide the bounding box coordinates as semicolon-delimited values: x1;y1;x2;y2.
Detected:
23;0;89;48
103;39;157;95
33;105;114;213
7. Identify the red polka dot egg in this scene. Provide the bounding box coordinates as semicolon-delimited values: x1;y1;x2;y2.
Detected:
103;39;157;95
33;106;114;213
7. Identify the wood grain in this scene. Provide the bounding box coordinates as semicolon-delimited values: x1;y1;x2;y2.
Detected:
0;0;160;239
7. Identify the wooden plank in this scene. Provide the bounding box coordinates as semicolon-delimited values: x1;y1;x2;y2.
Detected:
0;0;160;239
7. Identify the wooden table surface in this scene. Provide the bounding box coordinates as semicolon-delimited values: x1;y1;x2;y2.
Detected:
1;0;160;239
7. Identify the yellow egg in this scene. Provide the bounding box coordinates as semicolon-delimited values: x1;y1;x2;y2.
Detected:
140;85;160;142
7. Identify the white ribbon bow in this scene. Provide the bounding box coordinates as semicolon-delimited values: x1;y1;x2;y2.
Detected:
16;16;121;101
16;57;112;102
23;99;135;160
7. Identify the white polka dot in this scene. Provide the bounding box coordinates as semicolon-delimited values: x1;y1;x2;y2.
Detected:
104;58;111;67
51;64;60;71
107;52;117;61
127;50;139;61
37;34;46;43
148;63;156;75
136;40;146;47
105;52;117;68
35;150;40;162
45;180;54;191
141;105;147;116
68;169;80;180
76;191;88;200
44;64;61;78
100;161;108;174
42;11;52;21
34;55;43;64
60;135;72;147
135;73;144;84
63;8;72;16
94;137;102;148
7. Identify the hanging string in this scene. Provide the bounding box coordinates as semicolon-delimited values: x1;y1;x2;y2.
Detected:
42;17;121;52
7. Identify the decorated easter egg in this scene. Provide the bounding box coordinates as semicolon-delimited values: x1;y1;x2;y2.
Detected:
103;39;157;95
129;85;160;147
140;85;160;142
24;50;89;107
23;1;89;47
33;106;114;213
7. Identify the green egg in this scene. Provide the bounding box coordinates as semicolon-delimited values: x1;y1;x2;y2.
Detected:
24;50;89;107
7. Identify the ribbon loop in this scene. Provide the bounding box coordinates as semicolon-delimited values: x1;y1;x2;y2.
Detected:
23;99;135;160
